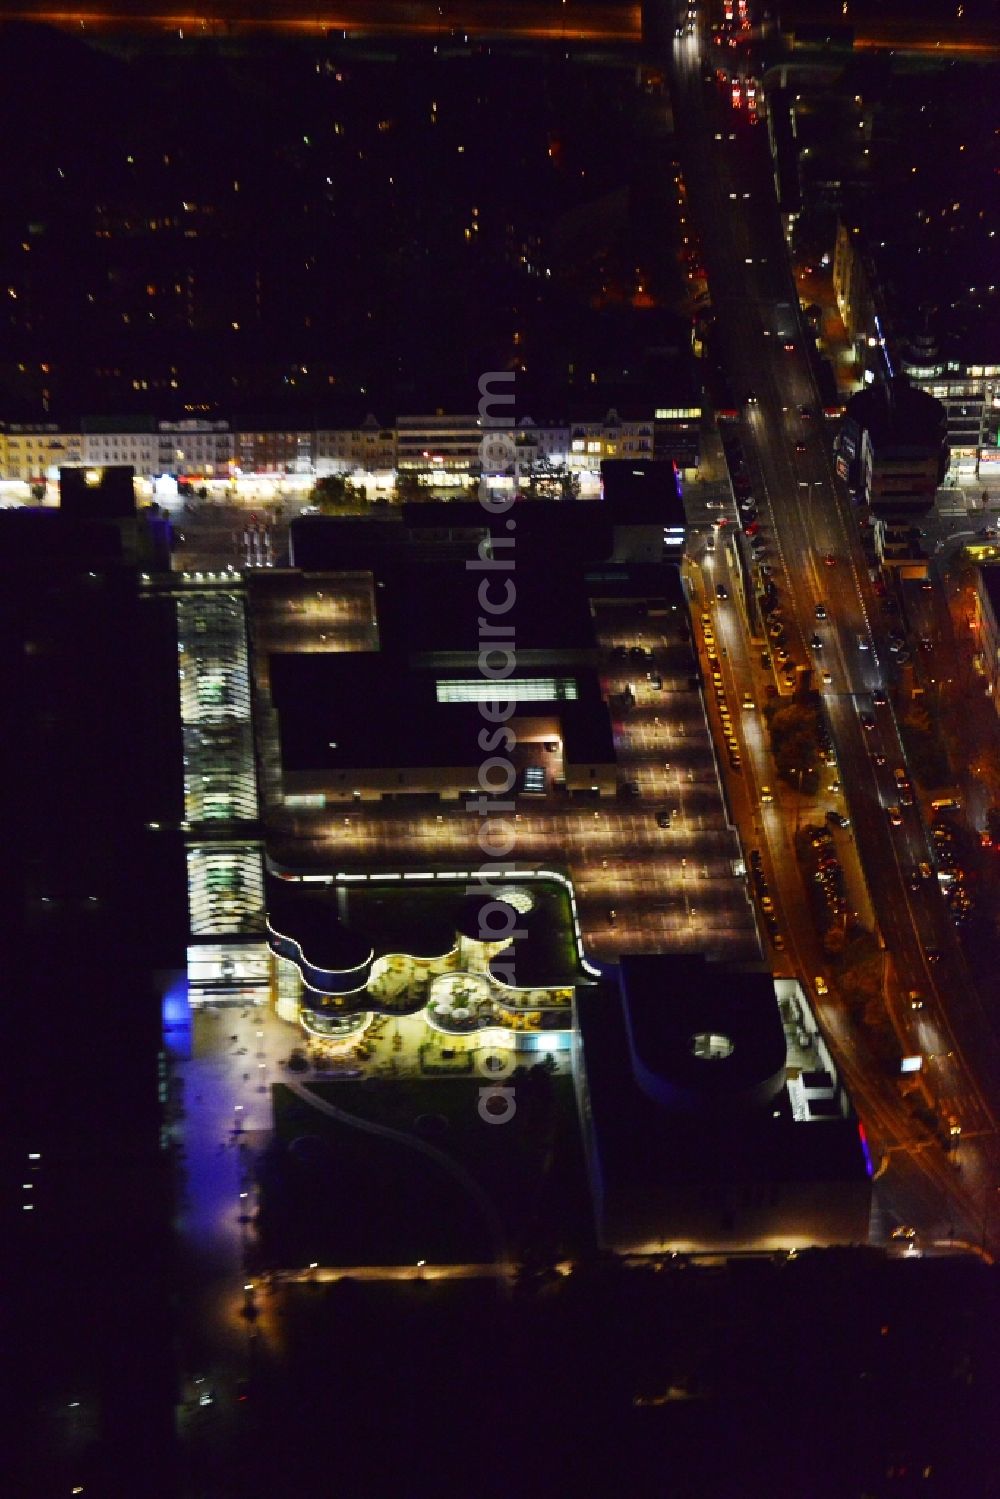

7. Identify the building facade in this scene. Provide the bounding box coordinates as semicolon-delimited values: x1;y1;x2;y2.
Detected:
899;340;1000;480
0;408;672;486
314;414;396;475
2;423;83;481
82;418;232;478
234;426;312;476
972;564;1000;712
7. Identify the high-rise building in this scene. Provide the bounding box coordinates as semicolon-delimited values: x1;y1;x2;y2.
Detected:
3;480;185;1497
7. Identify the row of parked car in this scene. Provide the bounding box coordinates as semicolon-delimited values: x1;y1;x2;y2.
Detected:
931;810;974;928
701;610;742;772
749;848;784;950
808;824;847;919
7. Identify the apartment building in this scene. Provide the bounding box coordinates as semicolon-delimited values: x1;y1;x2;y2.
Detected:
82;418;233;477
972;564;1000;712
3;424;83;482
234;426;312;475
314;413;396;474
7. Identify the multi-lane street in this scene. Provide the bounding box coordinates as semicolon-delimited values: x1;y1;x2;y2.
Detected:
668;2;1000;1248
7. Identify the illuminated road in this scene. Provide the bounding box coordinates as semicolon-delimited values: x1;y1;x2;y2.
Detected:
667;1;1000;1250
9;0;997;60
5;0;642;42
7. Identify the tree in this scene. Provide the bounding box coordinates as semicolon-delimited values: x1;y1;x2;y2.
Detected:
987;806;1000;845
311;474;351;511
394;471;423;504
767;703;820;790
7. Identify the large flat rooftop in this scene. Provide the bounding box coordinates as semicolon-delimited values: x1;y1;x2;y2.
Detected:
269;653;615;773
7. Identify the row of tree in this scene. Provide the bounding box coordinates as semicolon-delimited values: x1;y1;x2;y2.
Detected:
762;698;821;792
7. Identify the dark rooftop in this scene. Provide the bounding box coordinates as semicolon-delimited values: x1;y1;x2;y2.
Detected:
269;653;614;774
599;458;685;526
0;506;125;563
377;559;598;661
844;376;946;449
577;960;868;1191
267;875;375;974
620;954;788;1113
402;498;617;569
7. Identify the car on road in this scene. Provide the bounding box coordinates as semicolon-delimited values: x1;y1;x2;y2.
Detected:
750;850;763;871
746;390;758;406
887;804;903;827
760;650;771;668
810;634;823;650
814;603;827;619
857;634;870;651
745;520;760;537
826;811;849;827
918;861;933;881
716;583;728;599
860;712;875;731
872;688;887;706
907;990;925;1011
798;404;812;419
814;975;829;996
824;552;836;567
784;341;795;353
761;894;774;913
926;947;941;964
794;441;807;454
773;932;786;950
760;784;774;803
656;811;671;828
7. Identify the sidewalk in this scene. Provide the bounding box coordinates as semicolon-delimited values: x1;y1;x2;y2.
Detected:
170;1000;301;1383
793;263;860;399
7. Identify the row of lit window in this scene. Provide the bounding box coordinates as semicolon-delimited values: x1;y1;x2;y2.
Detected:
436;677;578;704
